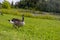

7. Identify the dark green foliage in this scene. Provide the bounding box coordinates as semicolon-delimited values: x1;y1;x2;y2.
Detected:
2;0;11;9
0;3;2;8
15;0;60;13
15;0;39;9
11;1;14;8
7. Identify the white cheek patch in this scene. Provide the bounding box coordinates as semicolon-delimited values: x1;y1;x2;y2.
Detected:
22;22;25;25
10;20;14;24
21;22;25;25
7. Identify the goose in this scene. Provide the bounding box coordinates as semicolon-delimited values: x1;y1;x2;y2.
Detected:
8;15;25;28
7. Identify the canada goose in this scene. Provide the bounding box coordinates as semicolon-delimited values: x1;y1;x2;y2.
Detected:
8;15;25;28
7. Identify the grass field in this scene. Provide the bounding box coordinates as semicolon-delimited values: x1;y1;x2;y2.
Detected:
0;14;60;40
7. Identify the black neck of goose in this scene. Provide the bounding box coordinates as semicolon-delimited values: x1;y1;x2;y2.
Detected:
22;15;24;22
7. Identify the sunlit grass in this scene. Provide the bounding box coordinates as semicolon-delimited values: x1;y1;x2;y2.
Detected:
0;14;60;40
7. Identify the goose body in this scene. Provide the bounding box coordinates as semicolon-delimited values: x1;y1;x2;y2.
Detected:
8;15;25;28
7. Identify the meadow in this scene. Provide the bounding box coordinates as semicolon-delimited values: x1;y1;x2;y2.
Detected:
0;13;60;40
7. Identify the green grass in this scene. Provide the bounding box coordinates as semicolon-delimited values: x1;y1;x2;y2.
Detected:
0;9;57;20
0;14;60;40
